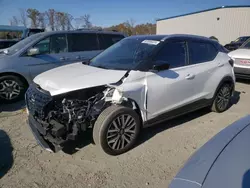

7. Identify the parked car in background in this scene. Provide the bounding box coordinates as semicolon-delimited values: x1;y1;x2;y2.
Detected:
0;25;44;50
0;29;125;103
228;38;250;79
224;36;250;51
25;34;235;155
169;114;250;188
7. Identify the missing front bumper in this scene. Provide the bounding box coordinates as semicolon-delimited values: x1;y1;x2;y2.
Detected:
27;115;62;152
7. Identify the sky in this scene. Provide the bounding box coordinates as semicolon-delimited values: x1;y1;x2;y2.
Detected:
0;0;249;27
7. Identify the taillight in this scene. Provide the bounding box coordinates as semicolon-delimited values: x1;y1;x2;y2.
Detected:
229;59;234;67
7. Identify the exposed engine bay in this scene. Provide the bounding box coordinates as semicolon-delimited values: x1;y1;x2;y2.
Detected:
26;83;126;152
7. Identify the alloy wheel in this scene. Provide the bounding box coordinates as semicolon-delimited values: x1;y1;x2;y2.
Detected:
216;86;231;111
0;80;21;100
107;114;136;150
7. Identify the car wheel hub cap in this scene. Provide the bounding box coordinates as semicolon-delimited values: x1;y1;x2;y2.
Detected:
107;114;136;150
0;80;21;100
217;86;230;110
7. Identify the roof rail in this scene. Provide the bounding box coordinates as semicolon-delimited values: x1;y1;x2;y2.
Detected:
76;28;103;31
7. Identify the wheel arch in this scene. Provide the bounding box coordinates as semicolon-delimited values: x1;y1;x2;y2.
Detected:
120;98;145;126
0;72;29;87
213;76;235;98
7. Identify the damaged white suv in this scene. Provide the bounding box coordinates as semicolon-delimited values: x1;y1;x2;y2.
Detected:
26;34;235;155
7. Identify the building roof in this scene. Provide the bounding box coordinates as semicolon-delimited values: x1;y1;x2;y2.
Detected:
156;5;250;21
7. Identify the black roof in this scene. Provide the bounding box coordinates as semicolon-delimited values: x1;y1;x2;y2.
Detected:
127;34;217;43
157;5;250;21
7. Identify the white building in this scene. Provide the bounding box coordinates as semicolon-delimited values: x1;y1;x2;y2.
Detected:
156;6;250;45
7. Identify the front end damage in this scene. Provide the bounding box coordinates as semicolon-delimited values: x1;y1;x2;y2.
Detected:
26;83;125;152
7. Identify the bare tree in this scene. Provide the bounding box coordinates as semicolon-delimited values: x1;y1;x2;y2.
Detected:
9;16;19;26
75;14;92;29
55;11;68;30
38;12;46;28
19;9;28;27
65;13;73;30
81;14;92;29
74;17;81;29
46;9;56;31
125;18;136;35
27;8;40;28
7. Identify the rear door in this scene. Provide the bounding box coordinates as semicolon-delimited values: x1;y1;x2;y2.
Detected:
23;34;73;79
186;40;220;98
67;33;101;62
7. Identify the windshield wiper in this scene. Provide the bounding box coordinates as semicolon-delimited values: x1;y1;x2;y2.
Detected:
94;65;108;69
82;59;90;65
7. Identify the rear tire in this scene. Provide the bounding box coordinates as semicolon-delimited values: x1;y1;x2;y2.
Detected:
93;105;141;155
211;83;232;113
0;75;27;103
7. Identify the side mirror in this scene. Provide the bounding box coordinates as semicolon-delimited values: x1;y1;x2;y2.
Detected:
152;61;170;71
27;48;40;56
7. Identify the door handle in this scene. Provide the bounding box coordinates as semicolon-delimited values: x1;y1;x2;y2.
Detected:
185;74;195;80
60;57;69;61
76;56;81;60
218;63;224;67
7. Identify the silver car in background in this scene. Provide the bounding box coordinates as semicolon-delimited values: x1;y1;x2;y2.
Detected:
0;30;125;102
228;38;250;79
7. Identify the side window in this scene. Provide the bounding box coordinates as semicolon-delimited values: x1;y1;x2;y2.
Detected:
33;37;50;54
33;34;67;54
154;42;186;69
188;42;218;64
50;34;67;54
68;33;98;52
98;34;124;50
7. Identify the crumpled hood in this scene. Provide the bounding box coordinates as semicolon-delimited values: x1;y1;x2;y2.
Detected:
33;62;127;96
228;49;250;59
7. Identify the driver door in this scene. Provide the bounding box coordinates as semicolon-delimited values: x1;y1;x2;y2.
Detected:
23;34;74;80
146;41;198;120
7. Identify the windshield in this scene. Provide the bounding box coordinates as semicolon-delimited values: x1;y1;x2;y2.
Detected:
240;39;250;49
90;38;160;70
4;33;43;55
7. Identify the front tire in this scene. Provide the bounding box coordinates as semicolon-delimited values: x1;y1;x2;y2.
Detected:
93;105;141;155
0;75;27;103
211;83;233;113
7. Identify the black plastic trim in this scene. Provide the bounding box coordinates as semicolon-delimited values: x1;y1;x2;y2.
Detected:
145;99;213;126
27;115;54;152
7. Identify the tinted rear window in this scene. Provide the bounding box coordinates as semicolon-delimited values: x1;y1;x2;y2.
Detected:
68;33;99;52
188;42;218;64
98;34;124;50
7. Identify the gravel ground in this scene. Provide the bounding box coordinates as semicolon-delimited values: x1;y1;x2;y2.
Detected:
0;81;249;188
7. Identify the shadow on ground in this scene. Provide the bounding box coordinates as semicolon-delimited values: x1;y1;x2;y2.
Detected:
236;78;250;85
0;130;13;179
230;90;241;106
136;108;211;148
0;100;26;113
62;130;93;155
